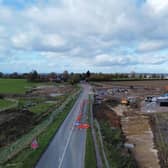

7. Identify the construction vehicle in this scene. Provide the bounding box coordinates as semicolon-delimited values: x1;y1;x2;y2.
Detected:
121;98;129;105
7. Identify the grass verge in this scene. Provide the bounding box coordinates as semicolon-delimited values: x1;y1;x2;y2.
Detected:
85;128;97;168
150;112;168;167
100;121;137;168
2;96;77;168
85;97;96;168
93;120;106;168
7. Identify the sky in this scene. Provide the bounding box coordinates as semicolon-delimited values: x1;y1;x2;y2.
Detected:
0;0;168;73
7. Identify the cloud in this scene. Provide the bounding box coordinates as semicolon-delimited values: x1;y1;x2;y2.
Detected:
94;54;136;66
93;53;168;67
11;32;66;52
137;40;167;52
0;0;168;73
146;0;168;13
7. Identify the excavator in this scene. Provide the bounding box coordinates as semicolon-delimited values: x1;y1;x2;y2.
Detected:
121;97;129;105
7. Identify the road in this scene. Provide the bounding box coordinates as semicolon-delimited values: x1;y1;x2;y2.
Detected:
35;84;90;168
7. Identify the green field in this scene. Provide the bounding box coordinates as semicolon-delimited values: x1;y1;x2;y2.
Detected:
0;79;37;94
0;99;15;109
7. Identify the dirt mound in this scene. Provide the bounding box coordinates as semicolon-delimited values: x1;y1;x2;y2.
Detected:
94;103;121;128
122;115;160;168
0;109;34;147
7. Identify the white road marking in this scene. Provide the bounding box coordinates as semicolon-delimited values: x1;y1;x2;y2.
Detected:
58;95;87;168
58;125;74;168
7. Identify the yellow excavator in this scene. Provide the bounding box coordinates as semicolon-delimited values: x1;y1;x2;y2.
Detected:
121;97;129;105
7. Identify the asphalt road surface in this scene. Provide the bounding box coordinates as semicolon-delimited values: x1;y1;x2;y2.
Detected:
35;84;90;168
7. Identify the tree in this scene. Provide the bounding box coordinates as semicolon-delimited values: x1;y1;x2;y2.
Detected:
86;70;91;78
130;71;136;78
27;70;39;82
0;72;3;78
69;74;81;85
62;70;69;82
10;72;18;78
112;73;118;79
139;74;143;79
152;73;157;79
161;74;164;80
48;72;56;79
22;73;29;79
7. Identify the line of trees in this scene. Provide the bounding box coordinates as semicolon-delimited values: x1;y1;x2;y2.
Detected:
0;70;167;83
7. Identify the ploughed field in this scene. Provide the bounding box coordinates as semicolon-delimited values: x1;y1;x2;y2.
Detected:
94;80;168;88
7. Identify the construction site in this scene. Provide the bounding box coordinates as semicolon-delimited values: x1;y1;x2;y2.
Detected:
92;80;168;168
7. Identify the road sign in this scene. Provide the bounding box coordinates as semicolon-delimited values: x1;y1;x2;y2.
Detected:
31;138;39;149
77;123;90;129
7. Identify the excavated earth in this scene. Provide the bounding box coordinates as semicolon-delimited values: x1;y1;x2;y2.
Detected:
0;109;34;147
93;81;168;168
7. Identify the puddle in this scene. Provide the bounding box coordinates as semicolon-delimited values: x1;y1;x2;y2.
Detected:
122;115;160;168
50;93;63;97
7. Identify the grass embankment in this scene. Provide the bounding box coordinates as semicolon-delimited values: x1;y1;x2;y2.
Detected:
3;96;77;168
85;128;96;168
150;113;168;168
100;121;137;168
85;98;96;168
0;99;15;109
94;120;107;168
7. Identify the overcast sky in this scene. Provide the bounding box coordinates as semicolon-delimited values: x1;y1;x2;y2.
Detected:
0;0;168;73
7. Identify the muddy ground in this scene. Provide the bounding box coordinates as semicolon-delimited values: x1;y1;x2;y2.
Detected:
0;84;75;147
27;84;75;97
0;109;34;147
93;80;168;168
93;102;121;128
93;101;137;167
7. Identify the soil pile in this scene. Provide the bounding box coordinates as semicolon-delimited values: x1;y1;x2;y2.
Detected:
0;109;34;147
